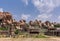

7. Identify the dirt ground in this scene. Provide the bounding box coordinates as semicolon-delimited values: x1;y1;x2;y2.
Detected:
0;37;60;41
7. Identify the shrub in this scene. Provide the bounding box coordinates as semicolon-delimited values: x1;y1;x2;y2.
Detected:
14;29;19;34
0;27;8;30
54;24;60;27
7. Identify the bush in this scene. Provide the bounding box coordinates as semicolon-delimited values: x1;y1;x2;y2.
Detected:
54;24;60;27
15;29;19;34
0;27;8;30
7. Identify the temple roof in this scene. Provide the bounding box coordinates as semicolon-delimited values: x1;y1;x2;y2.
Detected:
0;12;12;19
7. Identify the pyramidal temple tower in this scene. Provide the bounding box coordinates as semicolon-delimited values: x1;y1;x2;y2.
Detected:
0;8;13;25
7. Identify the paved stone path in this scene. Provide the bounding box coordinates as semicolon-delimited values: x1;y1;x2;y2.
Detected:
0;38;60;41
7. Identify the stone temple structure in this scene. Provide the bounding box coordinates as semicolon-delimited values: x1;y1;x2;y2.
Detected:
0;12;14;36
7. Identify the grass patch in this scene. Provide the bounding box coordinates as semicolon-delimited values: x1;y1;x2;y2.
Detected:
34;35;49;38
18;34;49;38
0;27;8;30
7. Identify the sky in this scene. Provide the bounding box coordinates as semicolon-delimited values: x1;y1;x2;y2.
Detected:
0;0;60;22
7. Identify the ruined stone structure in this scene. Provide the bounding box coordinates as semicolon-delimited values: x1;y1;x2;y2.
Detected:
0;12;60;37
0;12;14;36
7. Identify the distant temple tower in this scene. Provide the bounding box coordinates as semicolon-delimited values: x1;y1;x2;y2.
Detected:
0;11;13;24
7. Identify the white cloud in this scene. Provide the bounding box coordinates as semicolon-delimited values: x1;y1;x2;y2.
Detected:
22;0;29;5
21;14;30;20
22;0;60;21
12;14;20;21
58;16;60;19
36;14;52;21
32;0;60;13
0;8;3;12
55;16;60;22
32;0;60;21
38;14;52;19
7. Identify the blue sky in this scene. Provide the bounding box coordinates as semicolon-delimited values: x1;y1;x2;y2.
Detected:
0;0;60;22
